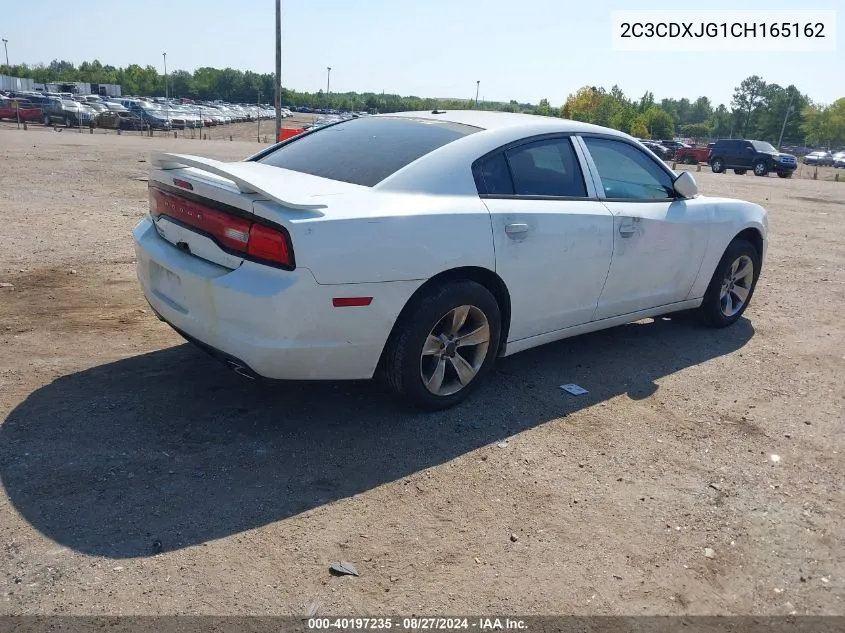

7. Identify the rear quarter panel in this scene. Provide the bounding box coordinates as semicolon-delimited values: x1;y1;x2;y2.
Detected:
255;193;495;285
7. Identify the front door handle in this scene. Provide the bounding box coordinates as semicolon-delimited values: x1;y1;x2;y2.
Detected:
619;224;636;238
505;223;531;236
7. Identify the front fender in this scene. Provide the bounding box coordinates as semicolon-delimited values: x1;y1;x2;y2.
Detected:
686;198;768;300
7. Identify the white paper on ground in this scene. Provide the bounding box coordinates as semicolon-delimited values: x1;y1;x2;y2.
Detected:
560;383;588;396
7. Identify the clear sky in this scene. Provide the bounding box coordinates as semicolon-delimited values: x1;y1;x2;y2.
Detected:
2;0;842;107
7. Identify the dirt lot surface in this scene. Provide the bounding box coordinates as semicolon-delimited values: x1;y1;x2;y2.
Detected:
0;129;842;616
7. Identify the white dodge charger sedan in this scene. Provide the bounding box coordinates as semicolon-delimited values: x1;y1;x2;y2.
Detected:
133;110;767;409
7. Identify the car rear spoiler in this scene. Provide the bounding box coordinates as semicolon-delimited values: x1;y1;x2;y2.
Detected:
151;152;329;211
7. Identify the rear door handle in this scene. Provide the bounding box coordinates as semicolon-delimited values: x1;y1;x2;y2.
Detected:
619;225;636;238
505;223;531;236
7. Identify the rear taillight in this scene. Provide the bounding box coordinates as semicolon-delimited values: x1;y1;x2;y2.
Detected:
247;223;292;265
149;186;294;269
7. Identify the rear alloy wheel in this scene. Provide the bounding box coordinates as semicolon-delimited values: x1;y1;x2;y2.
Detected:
380;281;501;410
698;238;760;328
753;160;769;177
711;158;725;173
733;169;747;175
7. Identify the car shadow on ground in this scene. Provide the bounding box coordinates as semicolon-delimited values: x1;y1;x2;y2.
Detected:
0;315;754;559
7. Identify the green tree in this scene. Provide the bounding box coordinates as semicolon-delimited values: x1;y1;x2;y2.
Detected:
638;91;655;113
732;75;767;137
631;115;649;138
562;86;602;121
689;96;712;124
709;104;731;138
535;98;554;116
680;122;711;142
645;106;675;139
802;99;845;147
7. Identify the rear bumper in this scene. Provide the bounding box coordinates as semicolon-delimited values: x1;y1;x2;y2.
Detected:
133;217;421;380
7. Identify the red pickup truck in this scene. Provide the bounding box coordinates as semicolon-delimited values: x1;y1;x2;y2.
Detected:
674;143;714;164
0;99;43;122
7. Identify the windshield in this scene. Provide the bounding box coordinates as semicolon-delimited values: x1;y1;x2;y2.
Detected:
256;116;480;187
751;141;777;153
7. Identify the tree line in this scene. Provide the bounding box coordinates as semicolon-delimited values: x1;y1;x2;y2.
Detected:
2;60;843;147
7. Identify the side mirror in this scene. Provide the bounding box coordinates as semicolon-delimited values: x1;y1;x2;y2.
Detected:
673;171;699;198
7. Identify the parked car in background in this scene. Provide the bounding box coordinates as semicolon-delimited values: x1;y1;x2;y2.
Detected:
833;152;845;168
640;141;672;159
709;139;797;177
86;102;109;114
95;110;145;130
674;144;713;165
0;97;43;122
126;102;172;130
803;151;834;166
658;140;691;159
135;111;768;410
40;97;94;127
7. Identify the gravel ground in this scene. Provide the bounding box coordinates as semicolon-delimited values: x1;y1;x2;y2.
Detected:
0;129;842;616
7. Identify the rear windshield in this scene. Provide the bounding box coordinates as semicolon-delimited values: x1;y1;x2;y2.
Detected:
256;116;481;186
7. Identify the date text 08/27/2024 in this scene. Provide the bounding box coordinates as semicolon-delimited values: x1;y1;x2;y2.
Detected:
307;618;527;631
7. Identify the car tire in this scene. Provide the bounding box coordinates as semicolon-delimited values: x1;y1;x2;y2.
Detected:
710;158;725;173
379;281;501;410
733;169;747;175
753;161;769;177
777;171;791;178
698;238;761;328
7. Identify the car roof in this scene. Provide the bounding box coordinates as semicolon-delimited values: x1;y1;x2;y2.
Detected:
379;109;629;138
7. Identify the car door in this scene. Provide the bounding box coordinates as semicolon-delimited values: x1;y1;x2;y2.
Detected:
476;136;614;342
577;135;711;320
737;141;757;169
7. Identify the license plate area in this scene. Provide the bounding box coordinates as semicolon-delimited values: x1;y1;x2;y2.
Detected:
149;260;187;313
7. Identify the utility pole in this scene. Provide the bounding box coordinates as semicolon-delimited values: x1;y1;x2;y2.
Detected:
275;0;282;143
777;88;796;150
326;66;331;97
162;52;169;128
257;89;262;142
475;80;480;107
1;39;8;69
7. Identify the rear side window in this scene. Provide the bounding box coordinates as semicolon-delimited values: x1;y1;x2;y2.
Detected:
475;137;587;198
476;153;514;195
506;138;586;197
257;116;480;187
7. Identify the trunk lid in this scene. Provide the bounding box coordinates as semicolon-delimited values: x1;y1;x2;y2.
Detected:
147;152;365;270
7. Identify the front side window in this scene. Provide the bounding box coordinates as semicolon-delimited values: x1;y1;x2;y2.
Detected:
751;141;777;153
583;137;675;200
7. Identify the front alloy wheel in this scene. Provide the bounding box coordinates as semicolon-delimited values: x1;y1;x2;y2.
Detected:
719;255;754;318
699;238;760;327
